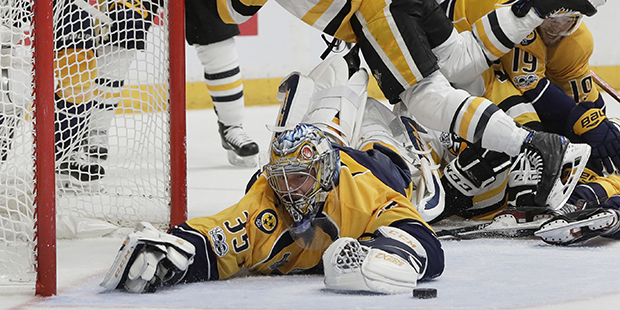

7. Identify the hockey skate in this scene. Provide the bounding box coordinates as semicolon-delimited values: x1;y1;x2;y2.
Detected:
84;129;109;162
520;131;590;211
535;208;620;245
0;113;19;162
56;148;105;193
218;122;259;168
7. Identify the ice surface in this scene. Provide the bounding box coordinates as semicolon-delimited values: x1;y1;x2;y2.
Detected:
5;93;620;309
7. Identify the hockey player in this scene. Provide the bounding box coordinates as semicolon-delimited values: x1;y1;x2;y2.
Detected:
535;177;620;245
101;53;446;294
212;0;597;211
84;0;259;170
84;0;165;165
184;0;259;167
53;1;104;187
437;0;618;174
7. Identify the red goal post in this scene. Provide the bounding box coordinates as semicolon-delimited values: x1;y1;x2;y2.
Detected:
1;0;187;296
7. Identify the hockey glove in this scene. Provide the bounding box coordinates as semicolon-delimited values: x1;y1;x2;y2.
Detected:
323;226;426;294
444;145;512;197
100;222;195;293
568;102;620;174
511;0;597;18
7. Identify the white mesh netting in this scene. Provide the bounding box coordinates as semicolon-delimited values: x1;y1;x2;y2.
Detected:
0;0;173;290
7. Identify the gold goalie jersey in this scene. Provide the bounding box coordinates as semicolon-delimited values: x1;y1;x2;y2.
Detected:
445;0;599;104
183;144;430;280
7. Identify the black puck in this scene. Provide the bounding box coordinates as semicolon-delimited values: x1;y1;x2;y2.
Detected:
413;288;437;299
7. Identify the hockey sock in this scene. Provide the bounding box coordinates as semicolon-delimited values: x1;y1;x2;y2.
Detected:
195;38;245;127
90;45;136;159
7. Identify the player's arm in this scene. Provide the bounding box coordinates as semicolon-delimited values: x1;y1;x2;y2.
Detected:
323;221;444;294
216;0;266;24
434;0;597;86
546;23;601;104
105;0;161;49
567;172;620;208
100;197;262;293
322;192;444;294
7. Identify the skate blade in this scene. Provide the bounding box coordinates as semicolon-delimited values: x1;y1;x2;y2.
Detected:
534;210;617;244
545;143;590;211
482;213;551;237
56;173;106;194
226;150;259;168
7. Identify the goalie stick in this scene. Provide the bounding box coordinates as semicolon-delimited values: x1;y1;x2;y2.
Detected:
432;205;575;240
591;70;620;103
433;219;545;240
434;201;590;240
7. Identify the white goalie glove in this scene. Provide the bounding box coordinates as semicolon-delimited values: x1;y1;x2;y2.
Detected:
100;222;196;293
323;226;427;294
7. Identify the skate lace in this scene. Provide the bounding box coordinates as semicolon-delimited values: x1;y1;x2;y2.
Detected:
524;149;544;177
224;126;254;147
69;149;99;167
88;130;109;146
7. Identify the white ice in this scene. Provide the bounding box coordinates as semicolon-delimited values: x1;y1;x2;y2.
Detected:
4;93;620;310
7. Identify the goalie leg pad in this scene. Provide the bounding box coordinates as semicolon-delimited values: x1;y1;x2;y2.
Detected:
100;222;196;293
304;56;369;146
270;72;316;134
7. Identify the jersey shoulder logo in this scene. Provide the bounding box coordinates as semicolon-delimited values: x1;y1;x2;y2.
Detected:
520;31;537;46
255;209;278;234
208;226;229;257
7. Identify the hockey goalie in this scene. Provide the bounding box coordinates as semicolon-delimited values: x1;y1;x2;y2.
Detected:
100;47;589;293
101;51;447;294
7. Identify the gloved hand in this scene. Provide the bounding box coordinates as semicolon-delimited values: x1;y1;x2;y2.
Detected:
511;0;597;18
567;101;620;174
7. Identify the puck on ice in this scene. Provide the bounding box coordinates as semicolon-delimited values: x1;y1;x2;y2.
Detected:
413;288;437;299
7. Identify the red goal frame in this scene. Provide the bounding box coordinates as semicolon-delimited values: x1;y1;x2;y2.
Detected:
32;0;187;296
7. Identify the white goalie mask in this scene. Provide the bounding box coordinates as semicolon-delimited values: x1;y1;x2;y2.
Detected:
265;124;339;233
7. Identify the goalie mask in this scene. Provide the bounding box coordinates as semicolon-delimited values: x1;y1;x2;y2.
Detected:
265;124;339;234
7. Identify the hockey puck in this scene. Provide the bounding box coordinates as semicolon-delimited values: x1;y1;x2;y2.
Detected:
413;288;437;299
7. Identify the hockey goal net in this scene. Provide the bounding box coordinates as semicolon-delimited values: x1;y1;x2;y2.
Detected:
0;0;186;295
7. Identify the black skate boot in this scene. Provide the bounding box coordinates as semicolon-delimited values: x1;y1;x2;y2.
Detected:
520;131;590;211
0;113;19;161
218;122;259;167
56;148;105;192
85;129;109;161
535;208;620;245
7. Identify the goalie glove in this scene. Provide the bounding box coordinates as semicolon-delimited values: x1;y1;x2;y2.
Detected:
567;102;620;174
323;226;426;294
100;222;195;293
